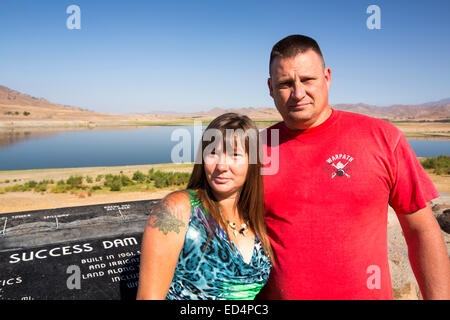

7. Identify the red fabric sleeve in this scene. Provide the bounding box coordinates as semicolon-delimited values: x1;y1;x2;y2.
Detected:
388;134;440;214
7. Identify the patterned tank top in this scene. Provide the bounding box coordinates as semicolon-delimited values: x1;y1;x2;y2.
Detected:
165;189;271;300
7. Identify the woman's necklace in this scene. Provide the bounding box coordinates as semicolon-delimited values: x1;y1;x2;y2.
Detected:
218;207;249;237
227;220;249;237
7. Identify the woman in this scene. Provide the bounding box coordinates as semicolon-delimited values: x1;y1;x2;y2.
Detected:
136;113;273;300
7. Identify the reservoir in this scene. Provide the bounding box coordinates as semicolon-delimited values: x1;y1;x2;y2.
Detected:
0;126;448;171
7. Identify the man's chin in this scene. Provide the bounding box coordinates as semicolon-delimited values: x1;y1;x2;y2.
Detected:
284;113;313;129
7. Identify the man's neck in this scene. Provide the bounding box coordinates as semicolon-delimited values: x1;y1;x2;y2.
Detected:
285;107;332;131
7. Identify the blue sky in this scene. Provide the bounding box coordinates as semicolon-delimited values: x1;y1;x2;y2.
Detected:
1;0;449;114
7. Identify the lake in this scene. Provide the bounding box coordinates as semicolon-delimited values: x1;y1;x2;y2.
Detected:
0;126;449;171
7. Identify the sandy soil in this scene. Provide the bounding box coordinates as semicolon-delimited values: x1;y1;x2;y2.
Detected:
0;164;448;214
428;172;450;194
395;122;450;138
0;190;173;214
0;163;192;185
0;164;193;214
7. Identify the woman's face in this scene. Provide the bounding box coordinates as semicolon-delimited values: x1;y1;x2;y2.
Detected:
203;138;249;201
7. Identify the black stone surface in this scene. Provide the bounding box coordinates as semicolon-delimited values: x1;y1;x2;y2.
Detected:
0;199;159;300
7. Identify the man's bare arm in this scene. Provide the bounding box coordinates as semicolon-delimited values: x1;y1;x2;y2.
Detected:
396;203;450;299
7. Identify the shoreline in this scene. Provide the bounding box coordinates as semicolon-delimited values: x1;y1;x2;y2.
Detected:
1;119;449;140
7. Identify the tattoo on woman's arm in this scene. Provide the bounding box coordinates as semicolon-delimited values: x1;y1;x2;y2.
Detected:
147;198;186;235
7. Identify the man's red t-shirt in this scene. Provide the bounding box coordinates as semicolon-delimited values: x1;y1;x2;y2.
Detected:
260;109;439;299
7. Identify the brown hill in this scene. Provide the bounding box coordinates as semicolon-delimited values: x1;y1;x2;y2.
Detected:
0;85;88;111
151;102;449;121
0;86;155;125
1;85;449;124
0;85;104;121
332;103;450;120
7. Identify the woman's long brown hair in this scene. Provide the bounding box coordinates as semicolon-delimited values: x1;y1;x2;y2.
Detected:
187;113;274;263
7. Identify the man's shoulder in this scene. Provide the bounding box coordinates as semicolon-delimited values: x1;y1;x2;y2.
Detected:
336;110;404;149
336;110;401;133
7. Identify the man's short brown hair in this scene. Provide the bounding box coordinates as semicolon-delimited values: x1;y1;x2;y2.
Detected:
269;35;325;75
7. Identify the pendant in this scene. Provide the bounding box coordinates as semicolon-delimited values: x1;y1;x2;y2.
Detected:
227;220;249;237
239;223;248;235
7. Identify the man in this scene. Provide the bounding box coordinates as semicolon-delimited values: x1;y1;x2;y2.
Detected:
259;35;450;299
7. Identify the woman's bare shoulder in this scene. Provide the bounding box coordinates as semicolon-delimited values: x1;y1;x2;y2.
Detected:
146;190;191;235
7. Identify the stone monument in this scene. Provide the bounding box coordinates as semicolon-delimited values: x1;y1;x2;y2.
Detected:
0;200;157;300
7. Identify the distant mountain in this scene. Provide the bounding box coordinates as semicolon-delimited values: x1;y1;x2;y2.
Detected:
148;101;450;121
417;98;450;107
1;85;448;122
331;101;450;120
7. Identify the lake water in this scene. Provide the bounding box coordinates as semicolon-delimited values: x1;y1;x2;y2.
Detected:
0;126;449;171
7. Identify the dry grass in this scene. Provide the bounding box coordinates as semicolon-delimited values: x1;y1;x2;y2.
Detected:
0;163;194;214
0;164;448;215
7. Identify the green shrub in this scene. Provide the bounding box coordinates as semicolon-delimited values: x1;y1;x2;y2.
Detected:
66;175;83;189
86;176;93;183
132;170;146;182
154;175;168;188
421;155;450;175
103;174;127;191
121;174;134;186
34;184;47;192
27;180;37;188
147;170;190;189
6;184;30;192
110;178;122;191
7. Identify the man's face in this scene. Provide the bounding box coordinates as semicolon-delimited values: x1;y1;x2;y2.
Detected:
268;50;332;130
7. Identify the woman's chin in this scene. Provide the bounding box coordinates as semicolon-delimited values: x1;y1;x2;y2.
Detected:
211;185;239;200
